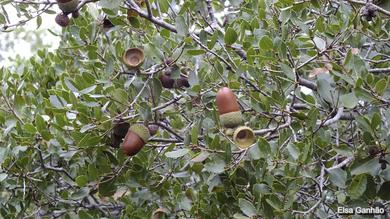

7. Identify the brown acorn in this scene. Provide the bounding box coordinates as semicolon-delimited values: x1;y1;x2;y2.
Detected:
103;18;114;29
71;10;80;18
175;76;190;88
216;87;243;128
55;13;70;27
56;0;79;13
113;122;130;138
127;9;138;18
159;73;175;89
122;124;150;156
148;124;159;136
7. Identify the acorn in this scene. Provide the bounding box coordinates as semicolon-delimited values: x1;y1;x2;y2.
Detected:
122;48;144;68
71;10;80;18
56;0;79;13
159;73;175;89
175;76;190;88
127;9;138;18
103;18;114;29
148;124;159;136
216;87;243;128
113;122;130;138
55;13;70;27
122;124;150;156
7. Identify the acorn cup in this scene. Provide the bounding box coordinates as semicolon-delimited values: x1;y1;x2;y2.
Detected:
122;124;150;156
123;48;144;68
233;126;255;149
56;0;79;13
216;87;243;128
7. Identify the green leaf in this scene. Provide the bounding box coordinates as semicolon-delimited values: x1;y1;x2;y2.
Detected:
175;15;188;36
224;27;238;45
98;178;116;197
71;187;90;200
328;168;347;188
344;50;367;75
259;35;273;50
165;148;190;159
187;49;205;56
351;158;381;176
0;173;7;182
204;158;225;174
347;174;367;200
239;198;257;217
76;175;88;187
99;0;121;9
375;79;387;95
378;181;390;200
340;92;358;109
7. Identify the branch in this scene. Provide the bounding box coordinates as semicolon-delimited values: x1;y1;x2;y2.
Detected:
369;67;390;74
205;0;216;23
125;0;177;33
344;0;390;17
317;107;344;126
326;157;354;171
253;106;291;136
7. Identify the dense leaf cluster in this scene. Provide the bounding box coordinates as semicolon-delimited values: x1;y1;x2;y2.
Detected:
0;0;390;218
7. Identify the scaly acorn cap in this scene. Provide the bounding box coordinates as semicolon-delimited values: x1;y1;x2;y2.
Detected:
57;0;79;13
219;111;243;128
129;124;150;143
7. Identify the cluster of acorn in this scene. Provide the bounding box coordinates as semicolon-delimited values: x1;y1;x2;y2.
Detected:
110;47;191;156
55;0;80;27
122;47;189;89
159;60;190;89
216;87;256;148
362;3;377;21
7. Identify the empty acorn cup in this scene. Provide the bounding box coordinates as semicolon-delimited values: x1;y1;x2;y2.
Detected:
123;48;144;68
233;126;255;149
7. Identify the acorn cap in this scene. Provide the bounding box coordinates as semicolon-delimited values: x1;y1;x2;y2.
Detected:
57;0;79;13
123;48;144;68
219;111;243;128
129;124;150;143
233;126;255;149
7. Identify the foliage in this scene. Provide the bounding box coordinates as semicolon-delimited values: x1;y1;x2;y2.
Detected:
1;0;390;218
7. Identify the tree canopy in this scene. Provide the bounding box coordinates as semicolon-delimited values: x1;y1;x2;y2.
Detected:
0;0;390;218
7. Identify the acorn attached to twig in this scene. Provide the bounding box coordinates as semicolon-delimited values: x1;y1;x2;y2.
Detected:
122;124;150;156
216;87;255;148
56;0;79;13
55;13;70;27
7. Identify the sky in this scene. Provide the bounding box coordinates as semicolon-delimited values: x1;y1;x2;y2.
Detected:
0;4;61;66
